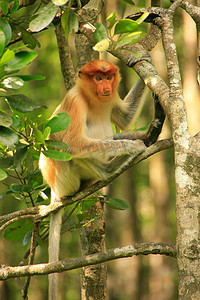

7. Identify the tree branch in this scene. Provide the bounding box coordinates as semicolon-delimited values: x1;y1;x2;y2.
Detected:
0;242;176;280
0;139;173;230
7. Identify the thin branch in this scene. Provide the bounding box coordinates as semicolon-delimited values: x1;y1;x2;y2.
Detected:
22;222;39;299
0;242;176;280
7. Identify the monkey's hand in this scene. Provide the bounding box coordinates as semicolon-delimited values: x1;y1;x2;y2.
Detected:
127;51;152;67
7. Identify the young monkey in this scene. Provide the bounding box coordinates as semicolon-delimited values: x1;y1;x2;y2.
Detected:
39;59;146;300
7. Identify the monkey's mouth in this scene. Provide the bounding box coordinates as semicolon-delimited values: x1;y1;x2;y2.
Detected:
99;94;111;100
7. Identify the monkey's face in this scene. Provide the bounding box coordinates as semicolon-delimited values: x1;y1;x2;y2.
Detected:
93;73;115;101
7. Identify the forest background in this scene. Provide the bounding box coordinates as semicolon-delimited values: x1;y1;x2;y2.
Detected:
0;0;199;299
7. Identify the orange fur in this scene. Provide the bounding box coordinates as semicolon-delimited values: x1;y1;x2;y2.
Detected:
39;60;146;300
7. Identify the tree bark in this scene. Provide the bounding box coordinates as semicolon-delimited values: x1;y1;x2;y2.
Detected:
80;201;107;300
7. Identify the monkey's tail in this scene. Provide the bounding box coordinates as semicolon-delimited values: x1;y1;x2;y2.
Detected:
48;207;63;300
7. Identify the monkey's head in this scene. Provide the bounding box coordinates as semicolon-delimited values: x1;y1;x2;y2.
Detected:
78;60;120;102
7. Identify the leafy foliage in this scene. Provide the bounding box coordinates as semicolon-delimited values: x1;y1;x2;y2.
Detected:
92;11;149;53
0;0;133;250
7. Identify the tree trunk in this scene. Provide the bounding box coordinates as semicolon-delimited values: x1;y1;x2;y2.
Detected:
80;201;107;300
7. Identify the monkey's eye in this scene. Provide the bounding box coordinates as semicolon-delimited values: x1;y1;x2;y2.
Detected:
95;75;102;81
106;75;113;80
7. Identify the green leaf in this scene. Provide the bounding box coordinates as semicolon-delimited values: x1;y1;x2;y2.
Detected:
10;183;32;193
0;168;7;180
14;146;28;167
0;153;13;168
29;3;58;32
106;12;117;30
42;149;72;161
0;28;6;57
0;111;13;127
21;28;37;49
43;126;51;140
123;0;135;5
0;126;19;147
5;94;41;112
44;112;71;133
93;38;110;53
135;11;150;25
61;10;70;37
10;0;19;12
28;171;43;189
105;197;129;210
77;214;96;222
2;76;24;89
81;199;96;211
17;75;46;81
45;139;69;150
0;17;12;45
69;11;79;33
93;23;108;43
33;125;45;144
11;115;21;128
0;49;15;66
1;1;9;15
5;51;38;71
4;220;33;242
115;31;142;48
114;19;138;35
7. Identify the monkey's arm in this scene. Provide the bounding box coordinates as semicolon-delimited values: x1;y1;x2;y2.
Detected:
111;78;145;130
113;94;165;146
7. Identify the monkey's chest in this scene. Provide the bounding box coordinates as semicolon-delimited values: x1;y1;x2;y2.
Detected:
86;119;113;139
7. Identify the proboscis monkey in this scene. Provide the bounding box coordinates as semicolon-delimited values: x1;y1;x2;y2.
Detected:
39;59;147;300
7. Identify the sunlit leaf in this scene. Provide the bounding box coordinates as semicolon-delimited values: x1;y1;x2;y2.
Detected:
5;51;38;71
52;0;69;6
44;112;71;133
2;77;24;89
93;38;110;53
0;49;15;66
114;19;138;35
106;12;117;30
0;168;7;180
135;11;150;25
115;31;142;48
29;3;58;32
5;94;41;112
0;126;19;147
42;149;72;161
0;111;13;127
